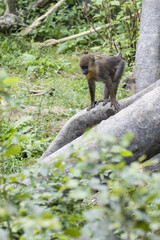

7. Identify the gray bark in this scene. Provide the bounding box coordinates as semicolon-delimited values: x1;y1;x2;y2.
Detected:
41;79;160;160
0;0;51;31
135;0;160;92
42;85;160;165
144;154;160;173
4;0;16;14
0;0;19;31
31;0;51;8
0;14;18;31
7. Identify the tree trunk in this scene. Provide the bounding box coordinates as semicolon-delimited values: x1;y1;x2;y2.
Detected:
0;0;51;32
41;79;160;160
0;14;18;31
0;0;19;31
4;0;16;14
135;0;160;92
42;85;160;165
31;0;51;8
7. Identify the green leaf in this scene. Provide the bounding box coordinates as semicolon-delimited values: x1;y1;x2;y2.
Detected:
120;149;133;157
145;193;158;203
0;208;7;218
67;179;79;188
111;145;133;157
134;221;150;231
121;133;134;147
0;70;8;83
110;1;120;6
69;189;89;199
3;77;21;85
64;227;81;237
27;65;37;76
0;91;15;106
19;53;36;65
14;116;33;128
4;144;22;157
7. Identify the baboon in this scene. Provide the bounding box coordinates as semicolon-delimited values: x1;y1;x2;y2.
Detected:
79;52;126;111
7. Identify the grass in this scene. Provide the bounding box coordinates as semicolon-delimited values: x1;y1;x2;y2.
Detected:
0;34;130;173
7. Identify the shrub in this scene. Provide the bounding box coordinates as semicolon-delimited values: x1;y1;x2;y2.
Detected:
1;132;160;240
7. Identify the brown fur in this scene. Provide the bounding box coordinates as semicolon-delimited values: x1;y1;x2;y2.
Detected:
79;52;126;111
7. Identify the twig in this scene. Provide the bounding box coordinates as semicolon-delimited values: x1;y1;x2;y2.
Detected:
30;90;47;96
38;13;141;48
21;0;66;36
39;23;115;47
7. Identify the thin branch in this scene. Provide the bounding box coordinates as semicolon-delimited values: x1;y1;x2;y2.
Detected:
4;0;16;15
23;0;51;18
39;22;115;47
21;0;66;36
82;0;106;43
38;11;141;48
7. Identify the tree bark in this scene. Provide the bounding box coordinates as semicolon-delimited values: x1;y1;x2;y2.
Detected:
4;0;16;14
0;14;18;31
135;0;160;92
31;0;51;8
41;79;160;160
0;0;19;31
42;85;160;165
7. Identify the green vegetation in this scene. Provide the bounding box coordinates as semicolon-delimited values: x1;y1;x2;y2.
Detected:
0;33;129;172
1;133;160;240
2;1;160;240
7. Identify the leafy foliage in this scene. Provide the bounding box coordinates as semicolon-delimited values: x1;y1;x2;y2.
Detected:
0;0;141;63
81;0;142;64
1;133;160;240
